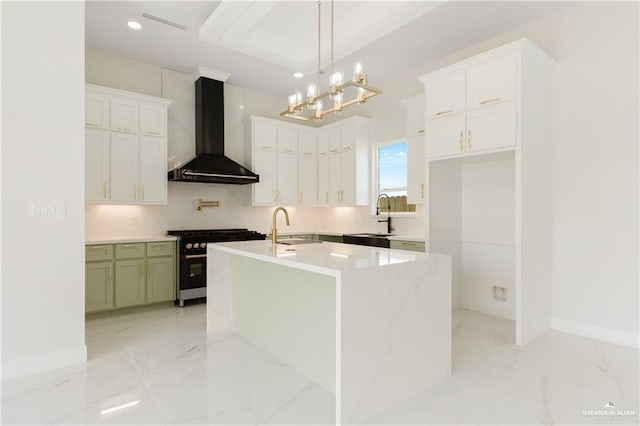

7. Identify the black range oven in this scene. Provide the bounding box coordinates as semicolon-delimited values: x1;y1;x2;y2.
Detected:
167;228;266;307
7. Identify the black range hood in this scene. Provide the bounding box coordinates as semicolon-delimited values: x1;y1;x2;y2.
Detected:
168;77;259;185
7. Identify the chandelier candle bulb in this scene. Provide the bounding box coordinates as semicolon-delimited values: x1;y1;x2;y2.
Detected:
353;62;364;82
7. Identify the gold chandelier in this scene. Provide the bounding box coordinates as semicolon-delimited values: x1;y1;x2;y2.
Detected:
280;0;381;121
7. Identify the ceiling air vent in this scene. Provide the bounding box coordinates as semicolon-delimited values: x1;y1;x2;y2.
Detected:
141;13;186;30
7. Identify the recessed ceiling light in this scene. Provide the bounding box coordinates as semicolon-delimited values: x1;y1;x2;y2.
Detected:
127;21;142;30
293;72;304;79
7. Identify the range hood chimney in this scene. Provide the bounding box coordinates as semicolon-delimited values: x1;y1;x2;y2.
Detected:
168;77;259;185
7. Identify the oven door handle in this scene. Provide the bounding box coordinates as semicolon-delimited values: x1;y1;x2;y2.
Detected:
184;254;207;259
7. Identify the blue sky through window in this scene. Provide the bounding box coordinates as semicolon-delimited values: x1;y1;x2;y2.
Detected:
378;141;407;190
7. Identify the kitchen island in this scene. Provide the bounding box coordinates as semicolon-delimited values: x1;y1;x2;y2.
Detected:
207;240;451;424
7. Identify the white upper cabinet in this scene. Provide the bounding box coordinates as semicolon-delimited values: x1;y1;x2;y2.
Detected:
249;115;369;207
85;94;110;129
402;94;425;136
298;130;318;206
317;130;331;206
140;103;166;137
466;58;516;109
406;133;426;204
111;98;139;133
110;132;139;202
421;51;519;159
85;129;110;202
425;72;465;120
250;117;299;206
85;84;171;205
139;136;167;203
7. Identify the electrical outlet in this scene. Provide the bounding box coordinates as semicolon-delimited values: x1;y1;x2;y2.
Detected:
493;285;507;302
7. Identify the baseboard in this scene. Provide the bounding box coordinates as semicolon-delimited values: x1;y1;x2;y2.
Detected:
2;345;87;380
551;318;639;349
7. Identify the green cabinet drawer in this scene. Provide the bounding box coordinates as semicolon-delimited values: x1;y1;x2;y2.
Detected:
390;240;426;252
115;243;145;259
86;244;114;261
146;241;175;257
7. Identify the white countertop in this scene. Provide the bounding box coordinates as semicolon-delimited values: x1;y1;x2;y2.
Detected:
209;240;439;276
86;236;177;245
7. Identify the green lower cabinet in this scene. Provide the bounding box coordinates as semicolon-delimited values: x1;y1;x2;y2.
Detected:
317;234;343;243
85;261;114;313
389;240;425;252
115;259;146;308
146;257;175;303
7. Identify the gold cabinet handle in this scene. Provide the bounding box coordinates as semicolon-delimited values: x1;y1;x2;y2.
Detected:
147;263;151;281
283;148;294;153
107;266;110;282
459;130;464;151
86;122;100;128
479;97;500;105
337;190;341;202
421;183;424;199
319;151;328;156
326;192;329;203
342;146;352;151
468;129;472;150
261;145;271;150
103;182;107;199
330;149;339;153
435;109;453;116
147;131;160;135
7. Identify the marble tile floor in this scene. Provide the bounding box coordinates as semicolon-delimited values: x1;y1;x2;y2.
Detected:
2;304;638;425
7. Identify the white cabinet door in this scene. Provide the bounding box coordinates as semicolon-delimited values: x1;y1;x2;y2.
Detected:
317;130;331;206
340;148;357;205
277;126;298;154
317;155;330;206
466;57;516;110
85;94;110;129
254;120;277;151
139;136;167;203
402;94;425;136
298;131;317;206
425;72;466;120
329;153;341;204
253;148;277;205
277;152;298;205
110;133;139;202
85;129;110;202
426;113;466;159
140;103;166;137
406;133;426;204
467;101;516;153
329;127;341;154
111;98;139;133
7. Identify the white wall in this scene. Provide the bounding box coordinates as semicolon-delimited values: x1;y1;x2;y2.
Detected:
1;2;86;378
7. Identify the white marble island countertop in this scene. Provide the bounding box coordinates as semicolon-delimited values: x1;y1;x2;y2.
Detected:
209;240;439;276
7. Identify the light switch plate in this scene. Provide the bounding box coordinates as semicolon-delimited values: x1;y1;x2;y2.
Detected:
31;203;66;218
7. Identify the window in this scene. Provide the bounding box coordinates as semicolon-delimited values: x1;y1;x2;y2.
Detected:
375;140;416;213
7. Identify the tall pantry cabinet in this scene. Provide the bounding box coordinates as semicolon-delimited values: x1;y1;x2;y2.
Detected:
419;39;556;345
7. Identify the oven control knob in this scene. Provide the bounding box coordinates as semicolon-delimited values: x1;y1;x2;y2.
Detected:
201;242;207;248
193;243;200;249
186;243;193;249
